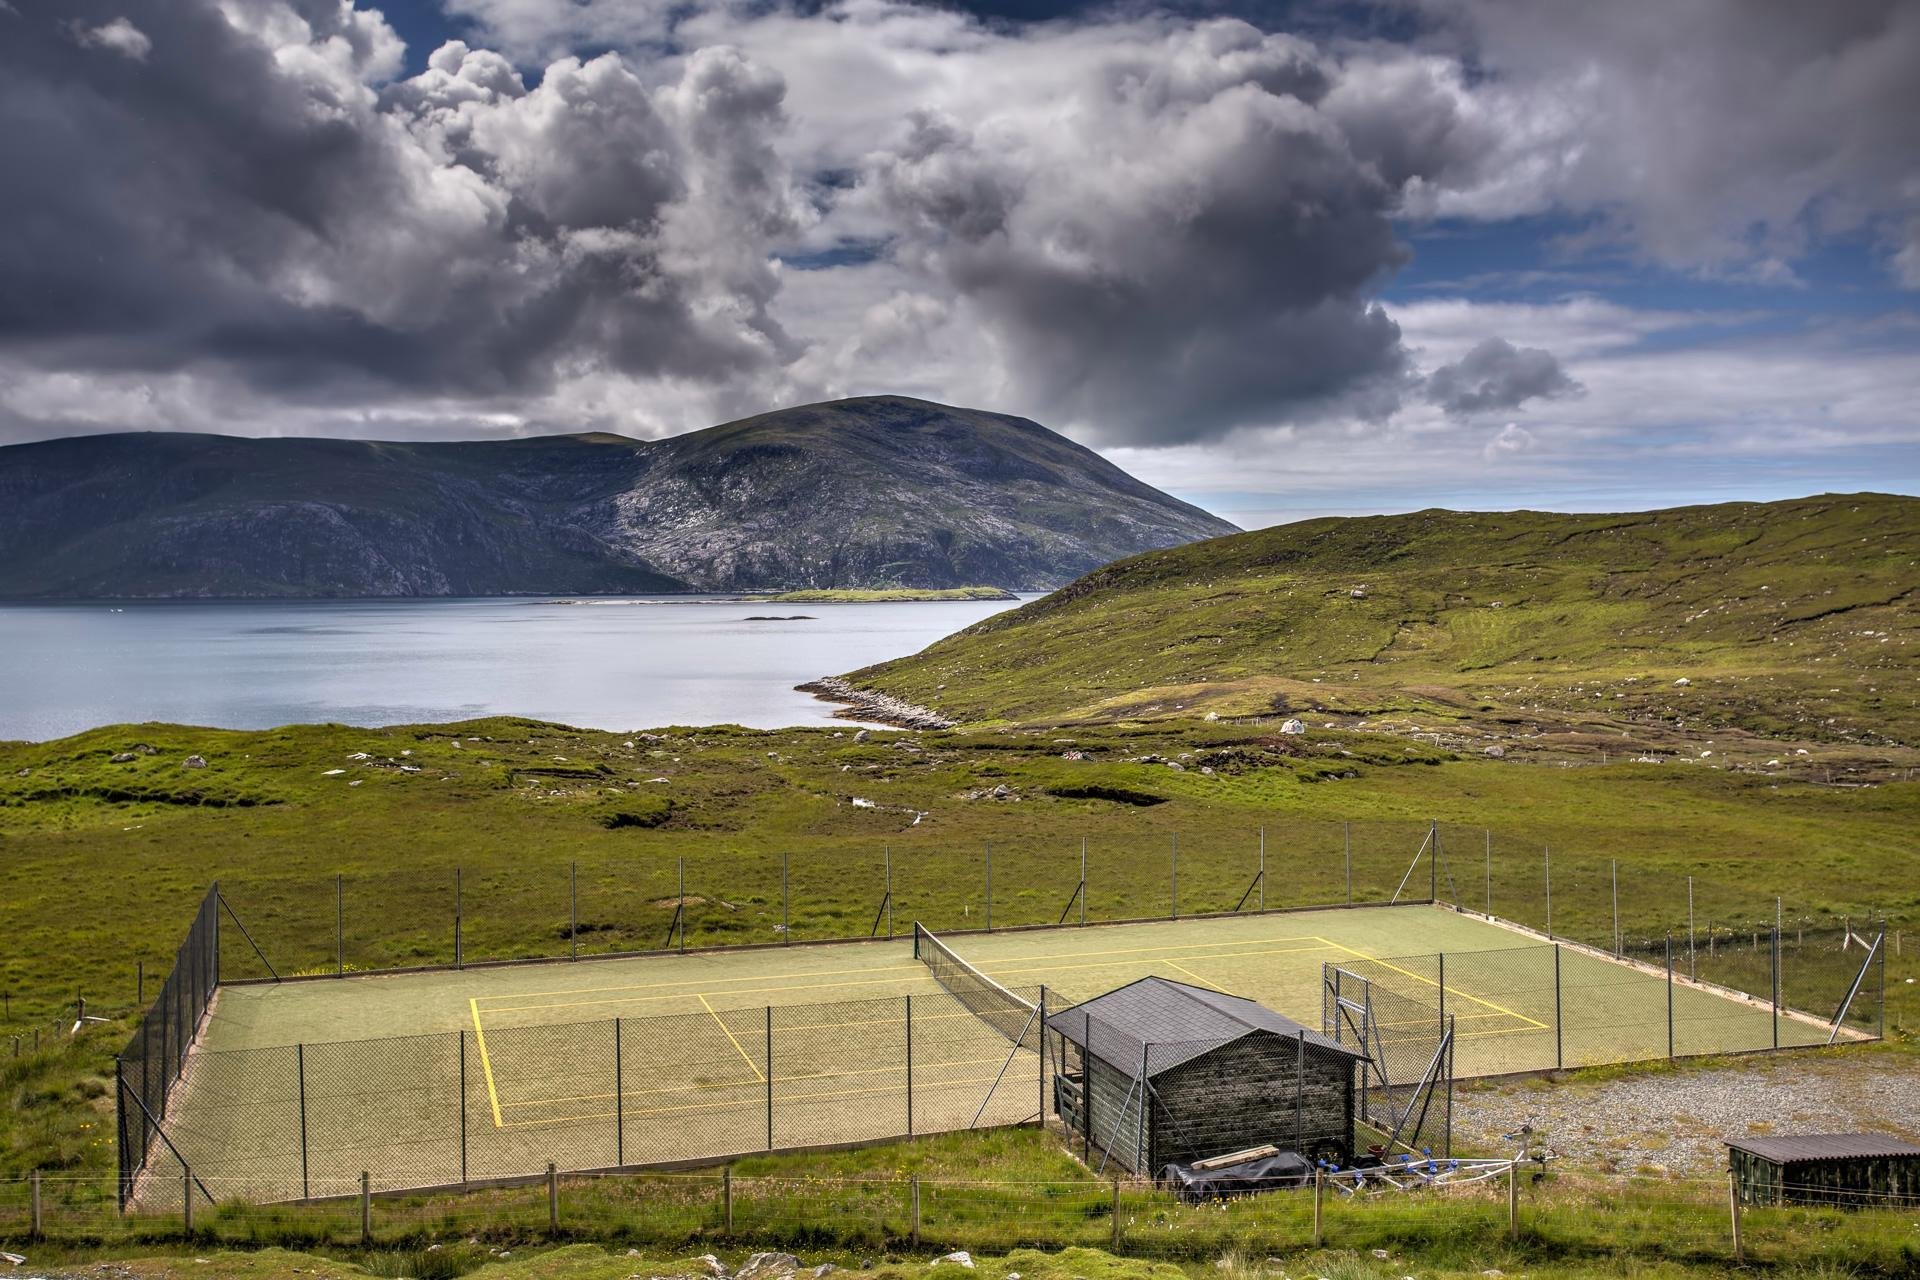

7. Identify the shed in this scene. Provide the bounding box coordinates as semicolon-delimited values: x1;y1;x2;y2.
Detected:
1727;1134;1920;1208
1046;977;1365;1175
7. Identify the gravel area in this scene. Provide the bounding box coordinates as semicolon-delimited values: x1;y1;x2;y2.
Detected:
1450;1046;1920;1176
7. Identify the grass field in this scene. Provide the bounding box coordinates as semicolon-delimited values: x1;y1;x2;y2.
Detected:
146;903;1834;1208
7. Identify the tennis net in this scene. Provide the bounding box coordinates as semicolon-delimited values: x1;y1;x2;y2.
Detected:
913;923;1043;1051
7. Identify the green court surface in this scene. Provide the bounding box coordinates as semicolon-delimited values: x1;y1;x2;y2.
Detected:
155;903;1828;1206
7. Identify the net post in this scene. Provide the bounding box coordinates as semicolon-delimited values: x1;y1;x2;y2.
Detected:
764;1005;774;1149
297;1042;309;1200
184;1164;194;1237
904;995;914;1137
614;1016;624;1166
29;1169;41;1241
1553;944;1564;1070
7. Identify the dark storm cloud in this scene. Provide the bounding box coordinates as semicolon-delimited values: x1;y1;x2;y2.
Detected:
0;0;804;408
1424;337;1579;415
855;22;1416;445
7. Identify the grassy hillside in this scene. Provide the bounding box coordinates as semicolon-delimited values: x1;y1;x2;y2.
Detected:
847;494;1920;753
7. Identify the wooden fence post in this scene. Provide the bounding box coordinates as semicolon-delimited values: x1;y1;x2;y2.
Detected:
909;1175;921;1247
1507;1162;1519;1239
1311;1168;1324;1247
547;1162;559;1234
1111;1172;1122;1250
1729;1170;1744;1263
359;1172;370;1245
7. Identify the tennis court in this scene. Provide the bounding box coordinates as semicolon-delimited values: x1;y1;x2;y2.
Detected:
150;902;1830;1205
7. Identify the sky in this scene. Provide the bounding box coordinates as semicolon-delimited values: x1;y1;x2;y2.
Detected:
3;0;1918;529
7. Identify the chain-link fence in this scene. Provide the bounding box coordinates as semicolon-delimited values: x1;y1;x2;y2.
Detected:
135;985;1047;1207
115;885;220;1208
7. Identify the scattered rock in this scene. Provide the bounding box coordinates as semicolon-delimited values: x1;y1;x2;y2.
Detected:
735;1253;803;1280
1279;719;1305;735
694;1254;727;1275
931;1252;974;1269
1673;677;1691;686
1060;750;1086;761
110;752;137;763
1203;711;1219;721
182;755;208;769
852;797;876;808
1483;745;1506;758
321;768;346;776
854;729;871;743
1370;1250;1391;1260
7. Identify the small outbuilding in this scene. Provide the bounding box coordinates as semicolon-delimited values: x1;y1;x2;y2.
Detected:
1046;977;1364;1176
1726;1133;1920;1208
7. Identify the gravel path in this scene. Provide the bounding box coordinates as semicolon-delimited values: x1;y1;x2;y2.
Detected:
1450;1046;1920;1176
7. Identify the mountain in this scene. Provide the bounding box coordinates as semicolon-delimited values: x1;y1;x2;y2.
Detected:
843;494;1920;749
0;396;1236;597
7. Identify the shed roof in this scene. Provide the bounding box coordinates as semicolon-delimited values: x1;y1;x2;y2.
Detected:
1726;1134;1920;1164
1046;977;1363;1078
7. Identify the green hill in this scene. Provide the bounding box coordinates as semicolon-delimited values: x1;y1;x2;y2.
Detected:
846;494;1920;750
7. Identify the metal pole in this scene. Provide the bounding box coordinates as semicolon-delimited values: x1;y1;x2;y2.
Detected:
335;874;344;977
1688;876;1697;979
1312;1168;1324;1246
1170;833;1177;920
1344;823;1352;904
1508;1161;1519;1239
297;1043;309;1199
781;853;790;945
1080;839;1088;925
1111;1171;1122;1250
569;861;578;961
1258;827;1266;910
764;1006;774;1149
1437;953;1446;1028
885;845;893;940
460;1031;469;1184
1772;897;1782;1049
723;1165;733;1233
547;1161;558;1233
455;867;463;969
1611;860;1620;956
1039;987;1049;1126
1553;944;1564;1070
1729;1170;1744;1262
1544;847;1553;939
1485;830;1492;916
985;841;993;931
614;1017;624;1166
1665;935;1675;1058
1429;820;1438;901
904;995;914;1136
185;1166;194;1236
358;1171;370;1245
678;858;687;953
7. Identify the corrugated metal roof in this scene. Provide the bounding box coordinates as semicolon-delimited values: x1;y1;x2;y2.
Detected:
1046;976;1363;1077
1726;1133;1920;1163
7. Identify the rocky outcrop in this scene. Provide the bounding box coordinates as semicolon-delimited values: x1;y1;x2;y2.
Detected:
796;676;956;729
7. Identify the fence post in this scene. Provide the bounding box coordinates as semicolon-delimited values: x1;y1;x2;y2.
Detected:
1429;820;1438;901
1485;829;1492;915
297;1042;310;1199
454;867;463;969
29;1169;40;1240
1611;859;1620;955
722;1165;733;1234
1688;876;1697;979
547;1161;558;1234
1665;935;1675;1058
1544;847;1553;938
1343;823;1352;905
986;841;993;931
1553;944;1564;1070
1437;954;1446;1029
359;1171;370;1245
910;1175;921;1247
1729;1170;1744;1262
614;1017;624;1166
1111;1170;1122;1250
1771;898;1781;1049
765;1005;774;1149
904;995;914;1137
1311;1167;1324;1247
1507;1161;1519;1239
1039;987;1049;1126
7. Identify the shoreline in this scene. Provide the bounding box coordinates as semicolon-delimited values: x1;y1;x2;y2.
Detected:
795;676;957;730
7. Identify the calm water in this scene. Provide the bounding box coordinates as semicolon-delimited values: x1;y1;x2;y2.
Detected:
0;596;1027;741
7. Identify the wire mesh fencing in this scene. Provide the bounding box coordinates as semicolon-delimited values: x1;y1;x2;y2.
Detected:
115;885;220;1207
129;985;1049;1207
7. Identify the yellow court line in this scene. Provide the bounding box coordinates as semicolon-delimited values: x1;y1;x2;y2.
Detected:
1315;937;1550;1031
1163;960;1225;990
469;998;505;1128
699;993;766;1082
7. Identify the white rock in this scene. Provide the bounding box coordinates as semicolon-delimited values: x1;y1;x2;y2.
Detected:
932;1252;974;1269
852;797;875;808
321;768;346;776
1673;677;1691;686
1279;719;1305;735
182;755;208;769
1203;711;1219;721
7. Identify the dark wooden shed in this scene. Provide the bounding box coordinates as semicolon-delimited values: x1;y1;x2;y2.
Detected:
1727;1133;1920;1208
1046;977;1364;1176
